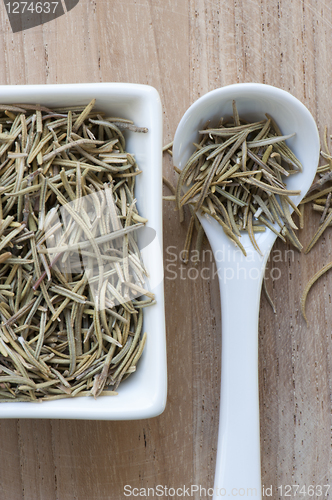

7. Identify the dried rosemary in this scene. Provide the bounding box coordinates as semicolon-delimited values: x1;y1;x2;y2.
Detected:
0;100;152;402
171;101;302;257
300;127;332;322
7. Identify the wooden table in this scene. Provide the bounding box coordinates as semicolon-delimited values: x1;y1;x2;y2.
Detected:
0;1;332;498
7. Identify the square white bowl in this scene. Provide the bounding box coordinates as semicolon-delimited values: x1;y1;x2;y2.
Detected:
0;83;166;420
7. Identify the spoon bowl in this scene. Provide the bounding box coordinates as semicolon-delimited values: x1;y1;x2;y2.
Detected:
173;83;320;499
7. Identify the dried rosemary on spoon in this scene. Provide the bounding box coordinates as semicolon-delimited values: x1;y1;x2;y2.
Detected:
168;101;302;258
163;102;304;316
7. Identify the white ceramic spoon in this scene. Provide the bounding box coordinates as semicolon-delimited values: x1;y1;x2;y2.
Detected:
173;84;320;499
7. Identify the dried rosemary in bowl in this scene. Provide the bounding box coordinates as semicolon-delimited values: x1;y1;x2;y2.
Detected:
300;126;332;323
0;100;153;402
173;101;303;257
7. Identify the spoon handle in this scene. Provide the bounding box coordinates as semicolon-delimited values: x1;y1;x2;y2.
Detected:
212;255;266;500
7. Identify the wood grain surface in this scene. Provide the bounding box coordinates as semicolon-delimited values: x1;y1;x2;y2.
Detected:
0;0;331;499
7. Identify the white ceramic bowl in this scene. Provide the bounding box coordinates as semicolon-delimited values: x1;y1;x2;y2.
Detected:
0;83;166;420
